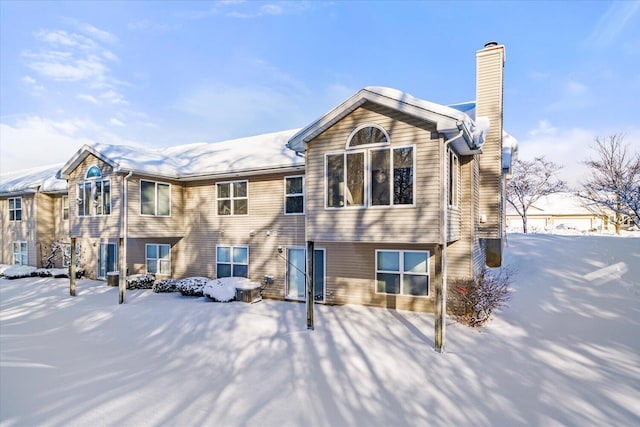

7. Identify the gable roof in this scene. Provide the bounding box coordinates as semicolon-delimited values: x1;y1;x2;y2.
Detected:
0;164;67;196
59;129;304;180
286;86;489;155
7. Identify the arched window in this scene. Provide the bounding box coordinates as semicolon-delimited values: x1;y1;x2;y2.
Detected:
346;124;389;149
85;165;102;179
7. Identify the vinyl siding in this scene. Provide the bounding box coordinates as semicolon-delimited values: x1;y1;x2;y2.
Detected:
68;155;121;239
174;172;306;299
306;102;443;244
1;195;37;266
126;175;185;238
446;155;476;281
318;241;439;313
476;46;505;239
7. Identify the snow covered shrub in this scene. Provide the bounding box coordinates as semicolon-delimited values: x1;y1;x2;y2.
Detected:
152;278;179;293
126;274;155;289
203;278;237;302
2;265;37;279
176;277;209;297
451;267;512;327
33;268;69;278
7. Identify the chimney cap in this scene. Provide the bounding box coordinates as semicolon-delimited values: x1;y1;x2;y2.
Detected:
484;41;499;48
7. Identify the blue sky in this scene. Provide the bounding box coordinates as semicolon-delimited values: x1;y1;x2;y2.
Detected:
1;0;639;186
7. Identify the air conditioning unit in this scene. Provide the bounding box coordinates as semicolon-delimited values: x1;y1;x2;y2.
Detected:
235;282;262;303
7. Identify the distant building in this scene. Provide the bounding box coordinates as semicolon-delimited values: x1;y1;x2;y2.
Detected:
506;192;612;232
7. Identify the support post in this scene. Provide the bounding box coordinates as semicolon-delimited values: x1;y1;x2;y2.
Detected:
119;237;125;304
435;244;446;353
69;237;76;296
306;240;315;330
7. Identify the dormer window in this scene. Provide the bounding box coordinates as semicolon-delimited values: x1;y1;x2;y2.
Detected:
86;165;102;179
347;124;389;149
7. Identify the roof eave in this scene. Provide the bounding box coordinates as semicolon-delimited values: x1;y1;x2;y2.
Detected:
287;87;481;153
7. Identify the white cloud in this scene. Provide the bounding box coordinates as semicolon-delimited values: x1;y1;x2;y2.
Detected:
23;24;125;106
0;116;142;174
518;121;640;189
77;93;100;104
566;80;588;96
100;89;128;105
109;118;125;127
79;24;118;44
585;1;640;48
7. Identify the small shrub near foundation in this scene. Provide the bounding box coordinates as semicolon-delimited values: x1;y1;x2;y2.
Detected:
152;279;179;293
127;274;155;289
452;267;512;327
176;277;209;297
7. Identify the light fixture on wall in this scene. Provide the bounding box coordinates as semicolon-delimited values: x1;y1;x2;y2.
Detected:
277;246;283;254
249;230;256;237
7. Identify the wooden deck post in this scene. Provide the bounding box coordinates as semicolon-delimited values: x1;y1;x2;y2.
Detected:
435;244;445;352
119;237;125;304
306;241;315;330
69;237;76;297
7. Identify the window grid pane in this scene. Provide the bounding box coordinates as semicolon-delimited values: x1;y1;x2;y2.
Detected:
371;150;390;206
376;250;429;297
393;147;413;205
346;153;364;206
327;154;344;207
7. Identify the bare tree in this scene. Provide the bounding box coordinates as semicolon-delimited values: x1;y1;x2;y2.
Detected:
506;157;566;233
579;134;640;232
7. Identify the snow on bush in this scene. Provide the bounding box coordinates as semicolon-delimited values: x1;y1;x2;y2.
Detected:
2;265;37;279
35;268;70;278
126;274;155;289
152;279;179;293
203;278;238;302
176;277;210;297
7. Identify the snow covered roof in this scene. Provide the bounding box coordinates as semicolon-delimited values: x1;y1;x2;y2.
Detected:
0;164;67;196
506;192;605;216
59;129;304;180
287;87;488;155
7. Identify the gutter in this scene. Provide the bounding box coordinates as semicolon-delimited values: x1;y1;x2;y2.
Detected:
437;130;464;353
120;170;133;304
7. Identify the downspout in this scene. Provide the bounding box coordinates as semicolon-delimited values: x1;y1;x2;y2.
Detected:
436;130;464;353
120;171;133;304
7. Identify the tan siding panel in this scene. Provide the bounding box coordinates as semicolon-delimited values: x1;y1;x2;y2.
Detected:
306;103;443;244
127;176;185;238
320;241;438;313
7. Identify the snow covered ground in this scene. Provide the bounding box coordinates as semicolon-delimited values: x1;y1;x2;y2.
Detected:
1;234;639;427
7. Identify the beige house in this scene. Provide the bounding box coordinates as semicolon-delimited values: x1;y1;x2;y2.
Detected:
506;192;611;233
1;42;513;316
0;165;69;268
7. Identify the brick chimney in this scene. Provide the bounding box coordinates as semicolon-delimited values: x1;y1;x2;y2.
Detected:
476;41;506;266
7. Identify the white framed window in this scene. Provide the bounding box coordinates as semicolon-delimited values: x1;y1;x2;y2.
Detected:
9;197;22;221
448;149;460;207
346;124;390;149
285;175;305;215
375;250;429;297
140;180;171;216
62;195;69;220
217;181;248;216
326;145;414;208
77;166;110;217
146;244;171;275
216;245;248;278
12;241;28;265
